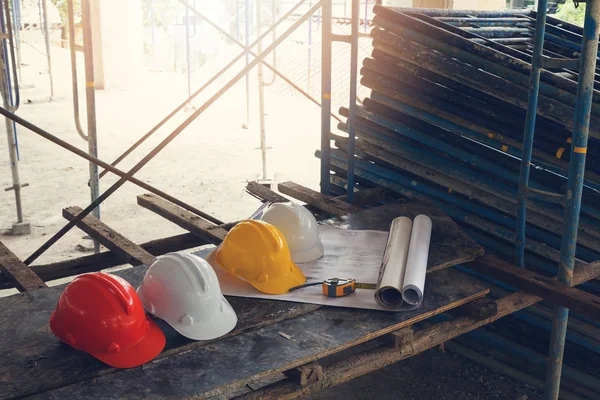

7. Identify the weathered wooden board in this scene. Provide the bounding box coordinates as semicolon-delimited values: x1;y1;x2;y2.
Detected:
246;181;289;203
0;264;320;400
246;181;386;208
138;194;227;244
63;206;156;266
319;200;485;272
25;268;488;400
278;181;361;216
0;233;204;290
1;198;487;399
466;255;600;320
0;241;46;292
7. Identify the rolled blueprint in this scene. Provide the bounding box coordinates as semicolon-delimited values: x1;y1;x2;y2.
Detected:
402;215;433;307
374;216;413;308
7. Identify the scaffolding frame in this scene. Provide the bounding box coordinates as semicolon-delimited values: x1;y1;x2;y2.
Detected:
318;1;600;399
0;0;595;398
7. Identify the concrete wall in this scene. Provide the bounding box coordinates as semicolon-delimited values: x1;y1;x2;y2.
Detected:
96;0;145;89
384;0;506;9
452;0;506;10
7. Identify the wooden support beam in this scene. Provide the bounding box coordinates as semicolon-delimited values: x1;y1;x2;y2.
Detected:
0;233;206;289
277;181;361;217
283;362;324;386
235;257;600;400
137;194;228;244
466;254;600;320
246;181;384;208
63;206;156;266
455;297;498;321
246;181;289;203
385;326;414;349
0;241;47;292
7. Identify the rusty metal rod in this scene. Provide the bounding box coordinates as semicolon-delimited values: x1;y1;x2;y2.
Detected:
19;0;325;266
98;0;310;180
178;0;342;122
0;107;224;225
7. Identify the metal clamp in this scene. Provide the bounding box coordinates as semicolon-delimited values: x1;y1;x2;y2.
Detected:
4;182;28;192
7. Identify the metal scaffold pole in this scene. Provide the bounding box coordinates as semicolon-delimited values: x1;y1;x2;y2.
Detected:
320;0;332;194
515;0;548;268
244;0;251;129
81;0;100;253
545;1;600;399
256;0;268;182
41;0;53;98
18;0;325;266
0;0;28;235
345;0;359;202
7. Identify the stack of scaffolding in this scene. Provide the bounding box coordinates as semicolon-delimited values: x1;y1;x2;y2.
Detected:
323;6;600;397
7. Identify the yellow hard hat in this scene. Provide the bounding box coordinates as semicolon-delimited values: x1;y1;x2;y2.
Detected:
214;220;306;295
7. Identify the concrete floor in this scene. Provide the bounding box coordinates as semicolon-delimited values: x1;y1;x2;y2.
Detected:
310;346;539;400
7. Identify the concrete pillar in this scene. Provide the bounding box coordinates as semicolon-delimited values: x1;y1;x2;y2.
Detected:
95;0;145;89
412;0;453;7
90;0;104;90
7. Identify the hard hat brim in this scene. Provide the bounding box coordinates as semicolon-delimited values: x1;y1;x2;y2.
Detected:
248;260;307;295
167;295;238;340
89;317;166;369
291;240;325;264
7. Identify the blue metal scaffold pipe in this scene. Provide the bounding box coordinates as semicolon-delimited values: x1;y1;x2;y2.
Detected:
515;0;548;268
346;0;359;202
545;1;600;399
320;0;332;194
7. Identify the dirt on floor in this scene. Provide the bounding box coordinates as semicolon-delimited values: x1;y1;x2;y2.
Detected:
309;346;540;400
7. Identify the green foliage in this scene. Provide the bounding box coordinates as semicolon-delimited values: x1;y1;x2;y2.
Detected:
50;0;81;25
552;1;586;27
142;0;176;30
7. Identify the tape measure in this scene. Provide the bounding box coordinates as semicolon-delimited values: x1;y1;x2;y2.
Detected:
289;278;376;298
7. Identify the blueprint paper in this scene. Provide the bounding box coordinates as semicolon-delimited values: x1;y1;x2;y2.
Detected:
195;226;397;311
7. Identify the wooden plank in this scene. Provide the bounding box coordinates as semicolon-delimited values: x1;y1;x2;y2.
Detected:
278;181;361;216
233;261;600;400
137;194;227;244
22;268;489;400
465;254;600;320
247;180;385;208
0;241;47;292
455;297;498;321
0;233;204;289
0;263;320;400
1;197;487;399
63;206;156;266
319;201;485;272
246;181;289;203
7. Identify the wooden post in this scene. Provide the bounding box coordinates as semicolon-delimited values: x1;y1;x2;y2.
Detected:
283;362;324;386
386;326;414;349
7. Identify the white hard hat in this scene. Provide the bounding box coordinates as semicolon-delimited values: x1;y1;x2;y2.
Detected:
260;202;324;263
137;252;237;340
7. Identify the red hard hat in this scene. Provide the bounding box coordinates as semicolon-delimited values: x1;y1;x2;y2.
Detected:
49;272;166;368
